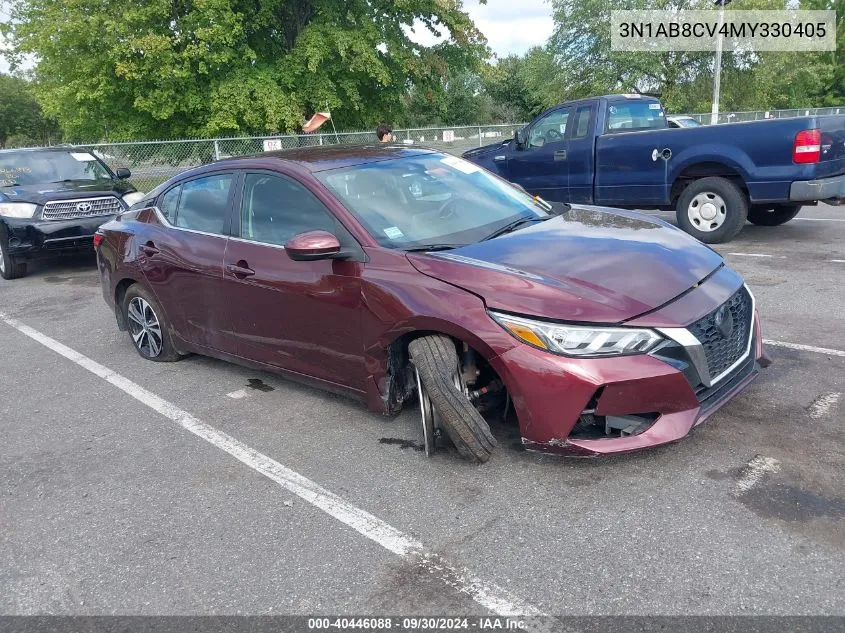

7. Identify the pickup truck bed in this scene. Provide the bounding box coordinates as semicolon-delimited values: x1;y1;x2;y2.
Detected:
464;94;845;243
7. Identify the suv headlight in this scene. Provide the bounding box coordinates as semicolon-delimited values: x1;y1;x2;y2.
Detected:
0;202;38;219
490;311;663;357
122;191;146;207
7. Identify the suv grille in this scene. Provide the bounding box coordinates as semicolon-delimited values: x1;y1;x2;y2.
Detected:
42;196;123;221
689;286;753;382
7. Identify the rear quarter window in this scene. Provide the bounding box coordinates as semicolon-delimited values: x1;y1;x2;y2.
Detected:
605;101;666;133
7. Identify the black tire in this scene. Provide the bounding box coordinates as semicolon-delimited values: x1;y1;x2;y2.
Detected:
0;233;27;280
748;204;801;226
123;284;181;362
408;335;497;463
676;176;748;244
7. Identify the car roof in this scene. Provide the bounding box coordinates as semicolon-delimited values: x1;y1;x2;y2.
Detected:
215;144;440;173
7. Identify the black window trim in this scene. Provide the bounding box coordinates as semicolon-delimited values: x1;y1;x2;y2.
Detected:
569;104;595;141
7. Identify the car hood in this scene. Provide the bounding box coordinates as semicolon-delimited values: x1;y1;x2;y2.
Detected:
0;179;131;205
406;206;724;324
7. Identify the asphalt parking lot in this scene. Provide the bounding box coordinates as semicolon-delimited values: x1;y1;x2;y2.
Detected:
1;203;843;618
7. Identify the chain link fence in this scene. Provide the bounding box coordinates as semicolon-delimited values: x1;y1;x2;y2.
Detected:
29;104;845;193
70;124;519;193
683;106;845;124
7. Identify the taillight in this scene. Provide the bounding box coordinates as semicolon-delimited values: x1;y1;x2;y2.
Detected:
93;233;105;248
793;129;821;164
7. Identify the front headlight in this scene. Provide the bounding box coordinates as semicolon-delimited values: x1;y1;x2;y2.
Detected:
490;311;663;357
0;202;38;219
121;191;146;207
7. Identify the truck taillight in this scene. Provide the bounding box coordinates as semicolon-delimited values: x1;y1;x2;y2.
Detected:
793;129;821;164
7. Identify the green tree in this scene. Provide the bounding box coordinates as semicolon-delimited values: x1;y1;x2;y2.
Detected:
0;73;59;147
2;0;489;140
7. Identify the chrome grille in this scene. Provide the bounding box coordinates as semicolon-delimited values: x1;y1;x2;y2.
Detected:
689;286;753;381
42;196;123;221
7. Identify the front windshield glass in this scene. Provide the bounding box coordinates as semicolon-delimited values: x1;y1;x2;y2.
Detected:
677;117;702;128
0;150;111;186
316;154;549;249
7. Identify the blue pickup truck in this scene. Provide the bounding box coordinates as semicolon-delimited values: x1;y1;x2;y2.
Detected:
463;94;845;243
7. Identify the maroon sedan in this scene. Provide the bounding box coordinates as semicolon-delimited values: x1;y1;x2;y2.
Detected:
95;146;769;462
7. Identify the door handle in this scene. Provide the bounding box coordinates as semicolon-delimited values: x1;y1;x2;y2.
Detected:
554;150;567;161
226;262;255;279
140;241;159;256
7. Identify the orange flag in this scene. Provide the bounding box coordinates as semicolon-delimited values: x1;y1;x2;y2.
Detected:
303;111;331;133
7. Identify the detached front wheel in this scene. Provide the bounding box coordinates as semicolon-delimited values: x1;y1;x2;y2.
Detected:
676;176;748;244
408;335;497;463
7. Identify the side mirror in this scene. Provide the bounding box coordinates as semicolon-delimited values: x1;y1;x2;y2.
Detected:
285;230;343;261
514;128;527;150
115;167;131;179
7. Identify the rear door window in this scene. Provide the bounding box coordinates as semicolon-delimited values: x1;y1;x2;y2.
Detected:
173;174;233;235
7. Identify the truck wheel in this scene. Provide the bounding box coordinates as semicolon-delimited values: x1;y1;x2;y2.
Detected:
0;235;27;280
408;335;497;463
748;204;801;226
676;177;748;244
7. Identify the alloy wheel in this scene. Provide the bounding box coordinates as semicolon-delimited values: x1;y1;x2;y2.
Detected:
687;192;727;232
127;296;163;358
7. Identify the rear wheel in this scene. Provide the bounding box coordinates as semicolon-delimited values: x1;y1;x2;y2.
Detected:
748;204;801;226
408;335;497;463
0;234;27;280
676;177;748;244
123;284;181;362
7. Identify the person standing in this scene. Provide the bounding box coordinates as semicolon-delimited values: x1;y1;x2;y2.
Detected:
376;124;393;143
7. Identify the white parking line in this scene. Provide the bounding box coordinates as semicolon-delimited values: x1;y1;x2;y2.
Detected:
831;259;845;263
764;339;845;358
807;393;841;419
0;312;544;617
733;455;780;497
726;252;784;259
793;217;845;222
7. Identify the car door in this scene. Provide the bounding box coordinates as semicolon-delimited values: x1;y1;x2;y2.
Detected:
594;100;670;206
566;104;596;204
507;107;572;202
137;172;238;352
223;171;367;391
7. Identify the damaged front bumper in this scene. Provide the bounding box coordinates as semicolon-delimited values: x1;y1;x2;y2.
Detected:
489;277;769;457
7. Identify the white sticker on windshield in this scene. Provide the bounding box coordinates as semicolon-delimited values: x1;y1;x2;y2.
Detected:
70;152;97;162
441;155;480;174
383;226;404;240
648;103;661;109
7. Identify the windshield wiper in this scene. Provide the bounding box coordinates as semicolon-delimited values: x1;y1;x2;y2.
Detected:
403;244;467;252
483;216;546;241
1;182;21;187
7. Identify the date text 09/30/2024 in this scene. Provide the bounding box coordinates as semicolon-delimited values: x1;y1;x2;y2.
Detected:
307;617;527;630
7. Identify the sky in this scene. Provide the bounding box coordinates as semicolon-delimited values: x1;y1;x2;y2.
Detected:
0;0;556;75
408;0;555;59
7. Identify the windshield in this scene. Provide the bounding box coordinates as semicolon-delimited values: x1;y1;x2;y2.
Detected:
0;150;112;186
605;100;666;133
316;154;549;249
